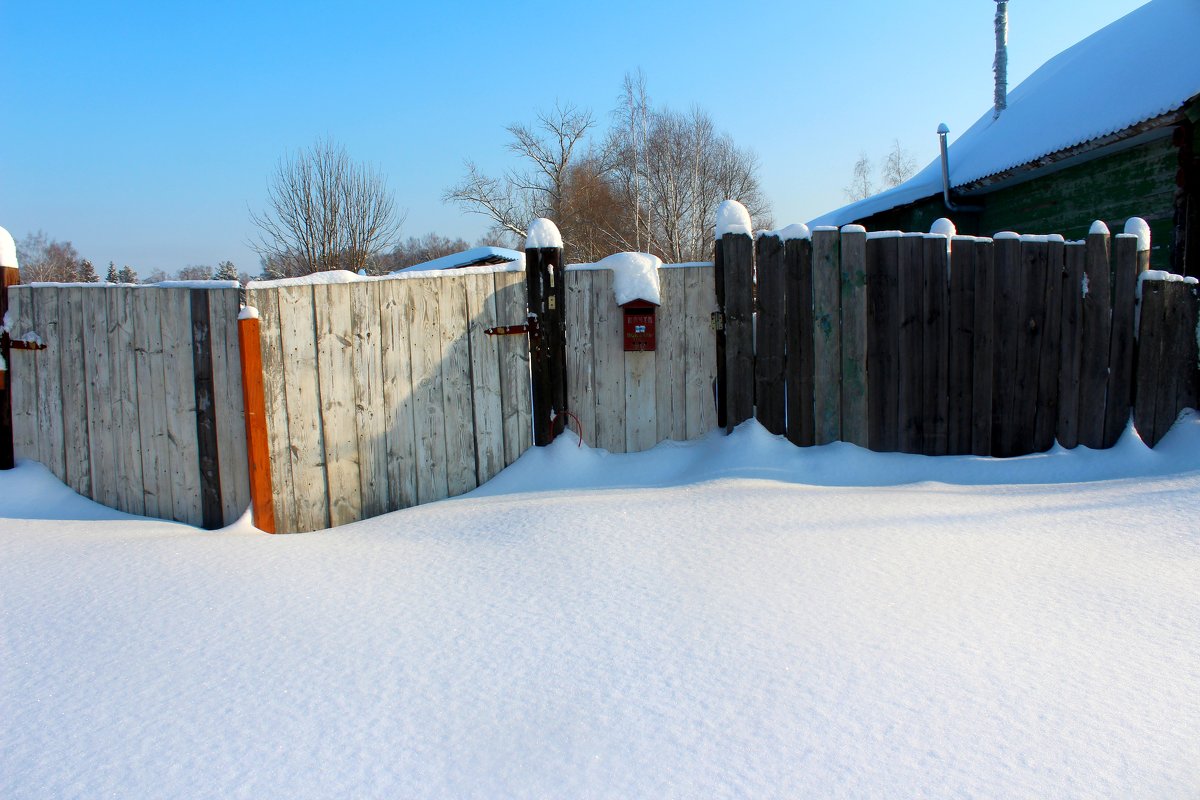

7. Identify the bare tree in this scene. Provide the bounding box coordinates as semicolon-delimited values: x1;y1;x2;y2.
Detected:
844;153;875;201
445;103;597;247
178;264;214;281
880;139;917;188
15;231;84;282
378;232;473;271
251;138;405;277
611;104;772;263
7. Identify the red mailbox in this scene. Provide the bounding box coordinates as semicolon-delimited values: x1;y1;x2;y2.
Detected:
621;299;658;352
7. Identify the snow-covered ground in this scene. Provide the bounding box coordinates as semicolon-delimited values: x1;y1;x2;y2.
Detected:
3;419;1199;798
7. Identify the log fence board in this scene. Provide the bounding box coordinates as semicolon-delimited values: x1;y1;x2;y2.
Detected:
277;284;330;531
314;282;362;527
625;351;657;452
34;290;67;480
922;236;949;455
494;270;532;463
1134;278;1166;446
210;288;249;524
109;289;144;516
8;289;39;461
721;233;755;431
190;290;224;529
82;288;118;509
1056;243;1085;448
840;228;868;447
408;276;450;504
351;282;389;518
655;267;689;443
1103;235;1141;447
565;270;597;446
592;269;626;452
378;279;419;510
132;288;171;519
59;289;93;497
970;239;995;457
897;235;924;453
1078;230;1112;449
465;273;506;486
162;288;203;525
991;237;1022;456
1009;240;1045;456
785;238;815;447
946;240;975;454
866;235;899;452
811;228;841;444
1155;282;1198;444
439;276;478;496
684;265;718;440
1033;240;1065;453
754;235;787;435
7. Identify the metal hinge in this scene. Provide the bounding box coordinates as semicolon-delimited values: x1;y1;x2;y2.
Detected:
710;312;725;331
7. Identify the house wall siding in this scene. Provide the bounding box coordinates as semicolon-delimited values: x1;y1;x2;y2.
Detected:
851;134;1180;271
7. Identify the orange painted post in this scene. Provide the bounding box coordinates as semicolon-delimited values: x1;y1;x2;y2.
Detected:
237;308;276;533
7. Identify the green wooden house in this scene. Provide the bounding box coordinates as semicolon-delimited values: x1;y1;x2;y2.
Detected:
812;0;1200;277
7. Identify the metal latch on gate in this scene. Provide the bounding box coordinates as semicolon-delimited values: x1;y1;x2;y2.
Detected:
484;314;539;338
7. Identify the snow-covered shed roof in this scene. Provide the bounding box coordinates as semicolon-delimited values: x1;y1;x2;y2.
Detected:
391;246;523;274
811;0;1200;228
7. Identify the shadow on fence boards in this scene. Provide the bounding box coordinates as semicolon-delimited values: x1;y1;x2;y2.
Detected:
4;214;1198;535
720;221;1199;457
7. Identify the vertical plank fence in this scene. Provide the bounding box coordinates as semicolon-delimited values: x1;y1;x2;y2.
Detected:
7;284;248;528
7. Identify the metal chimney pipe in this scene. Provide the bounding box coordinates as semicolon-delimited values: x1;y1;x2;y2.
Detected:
938;124;983;214
994;1;1008;119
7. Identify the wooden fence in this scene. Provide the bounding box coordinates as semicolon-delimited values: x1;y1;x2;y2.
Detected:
6;284;249;527
719;225;1200;455
564;264;718;452
244;269;531;534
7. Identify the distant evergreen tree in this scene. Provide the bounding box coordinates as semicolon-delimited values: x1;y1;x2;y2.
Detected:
119;265;138;284
78;259;99;283
106;262;119;283
214;260;239;281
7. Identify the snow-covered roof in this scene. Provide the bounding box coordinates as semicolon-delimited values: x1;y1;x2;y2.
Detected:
812;0;1200;229
391;246;523;274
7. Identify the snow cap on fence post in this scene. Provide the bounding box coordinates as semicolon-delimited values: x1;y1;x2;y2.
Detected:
1123;217;1150;253
0;227;17;270
715;200;753;238
525;218;563;252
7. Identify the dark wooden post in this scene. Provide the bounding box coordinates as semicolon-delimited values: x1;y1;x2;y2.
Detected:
0;229;21;469
1103;233;1143;447
784;235;814;447
237;307;276;533
526;219;566;446
754;233;786;435
719;231;755;432
1078;223;1113;449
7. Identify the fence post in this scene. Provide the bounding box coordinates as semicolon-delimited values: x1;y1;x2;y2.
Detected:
236;306;275;533
0;226;20;470
715;202;755;433
525;219;566;446
812;226;841;444
1078;222;1112;449
1104;232;1143;446
754;233;786;435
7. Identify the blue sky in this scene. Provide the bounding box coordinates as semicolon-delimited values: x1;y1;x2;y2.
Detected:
1;0;1147;274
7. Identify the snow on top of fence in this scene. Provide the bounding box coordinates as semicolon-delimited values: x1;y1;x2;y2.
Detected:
247;261;522;290
1124;217;1151;252
1089;220;1111;236
930;218;956;238
238;305;260;321
526;218;563;250
756;223;811;242
569;252;662;306
715;200;752;238
840;224;866;235
0;226;17;269
28;280;240;289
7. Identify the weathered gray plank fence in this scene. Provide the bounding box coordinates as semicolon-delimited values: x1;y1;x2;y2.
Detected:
6;284;249;527
564;263;718;452
244;269;532;534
